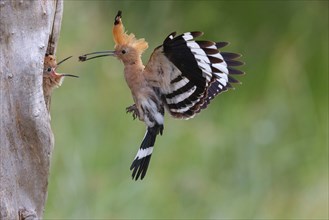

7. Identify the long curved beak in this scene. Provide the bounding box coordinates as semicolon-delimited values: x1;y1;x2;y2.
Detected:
57;56;73;66
61;74;79;78
51;72;79;79
78;50;116;62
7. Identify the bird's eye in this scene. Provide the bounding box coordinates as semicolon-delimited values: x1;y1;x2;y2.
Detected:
121;50;126;54
47;67;51;72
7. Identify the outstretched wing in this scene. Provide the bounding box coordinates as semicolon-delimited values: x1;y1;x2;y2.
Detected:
144;32;244;119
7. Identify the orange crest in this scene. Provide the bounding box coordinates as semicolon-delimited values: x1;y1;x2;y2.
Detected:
112;11;148;53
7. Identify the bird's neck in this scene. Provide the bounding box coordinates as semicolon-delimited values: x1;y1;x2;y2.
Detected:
123;58;146;96
123;57;144;75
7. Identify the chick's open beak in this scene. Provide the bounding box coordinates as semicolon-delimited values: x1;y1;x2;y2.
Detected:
55;56;79;78
78;50;116;62
61;74;79;78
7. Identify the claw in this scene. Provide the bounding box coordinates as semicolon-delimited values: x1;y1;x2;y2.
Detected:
126;104;139;120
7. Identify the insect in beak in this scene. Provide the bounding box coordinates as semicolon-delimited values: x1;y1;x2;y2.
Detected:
78;50;116;62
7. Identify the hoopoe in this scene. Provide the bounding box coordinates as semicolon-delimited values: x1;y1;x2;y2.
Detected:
43;54;78;111
79;11;244;180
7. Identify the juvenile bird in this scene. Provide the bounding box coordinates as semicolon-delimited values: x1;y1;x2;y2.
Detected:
43;54;78;111
79;11;244;180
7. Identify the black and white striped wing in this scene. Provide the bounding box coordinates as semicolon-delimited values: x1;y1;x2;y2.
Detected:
146;31;244;119
196;43;244;112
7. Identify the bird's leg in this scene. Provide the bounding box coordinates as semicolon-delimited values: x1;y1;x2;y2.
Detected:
126;104;140;120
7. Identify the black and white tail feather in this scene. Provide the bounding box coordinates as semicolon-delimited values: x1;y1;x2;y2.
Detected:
130;124;163;180
130;31;244;180
130;95;165;180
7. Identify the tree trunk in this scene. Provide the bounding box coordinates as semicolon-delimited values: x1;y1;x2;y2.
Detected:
0;0;63;219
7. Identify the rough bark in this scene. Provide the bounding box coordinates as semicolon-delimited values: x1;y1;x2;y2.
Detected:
0;0;63;219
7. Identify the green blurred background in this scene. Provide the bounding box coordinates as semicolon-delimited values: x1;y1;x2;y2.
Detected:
45;1;328;219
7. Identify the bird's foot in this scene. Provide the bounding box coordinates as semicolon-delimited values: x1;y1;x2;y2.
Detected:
126;104;139;120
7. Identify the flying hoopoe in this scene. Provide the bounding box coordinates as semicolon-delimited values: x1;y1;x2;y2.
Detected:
79;11;244;180
43;54;78;111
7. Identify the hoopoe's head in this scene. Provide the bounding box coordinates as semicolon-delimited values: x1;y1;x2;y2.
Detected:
43;54;78;88
78;11;148;64
112;11;148;63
